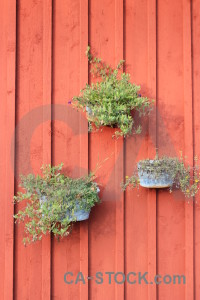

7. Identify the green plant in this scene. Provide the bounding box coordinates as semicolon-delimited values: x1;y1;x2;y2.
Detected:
122;153;200;198
14;163;100;245
72;46;153;137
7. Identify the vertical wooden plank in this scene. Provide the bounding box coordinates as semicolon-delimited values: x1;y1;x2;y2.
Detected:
124;0;149;299
147;0;157;299
157;0;186;299
4;0;16;296
88;0;124;299
183;1;194;300
52;0;88;298
42;1;52;299
0;0;16;299
193;0;200;298
89;129;123;300
114;139;124;300
114;0;124;300
15;1;52;299
79;0;89;299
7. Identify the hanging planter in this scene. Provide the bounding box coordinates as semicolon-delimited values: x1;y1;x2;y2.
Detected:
40;187;100;222
66;201;91;221
86;106;118;129
122;153;200;198
71;46;153;138
137;160;174;188
14;164;100;245
40;196;95;222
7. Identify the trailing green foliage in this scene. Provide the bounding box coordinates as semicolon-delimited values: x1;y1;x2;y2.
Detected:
72;46;153;137
14;164;100;245
122;153;200;198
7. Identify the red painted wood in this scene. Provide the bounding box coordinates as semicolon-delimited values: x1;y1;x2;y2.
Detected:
0;0;16;299
147;0;157;299
51;0;88;299
157;1;186;300
41;1;52;299
125;1;149;299
79;0;89;299
1;0;200;299
183;1;194;299
88;0;124;299
14;1;52;299
89;129;123;300
193;0;200;299
114;1;124;300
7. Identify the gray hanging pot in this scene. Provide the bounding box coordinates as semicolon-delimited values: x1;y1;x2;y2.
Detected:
137;160;173;188
39;186;100;222
65;200;91;222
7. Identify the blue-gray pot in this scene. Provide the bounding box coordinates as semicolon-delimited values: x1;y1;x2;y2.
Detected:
66;202;91;222
39;186;100;221
137;160;173;188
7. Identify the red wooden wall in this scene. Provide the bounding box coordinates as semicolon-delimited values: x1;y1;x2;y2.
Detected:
0;0;200;299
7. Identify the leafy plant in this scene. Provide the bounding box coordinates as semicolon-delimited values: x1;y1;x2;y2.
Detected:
14;163;100;245
122;153;200;198
71;46;153;137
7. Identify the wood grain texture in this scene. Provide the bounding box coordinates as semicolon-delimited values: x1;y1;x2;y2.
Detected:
125;0;150;299
88;0;124;299
0;0;16;299
51;0;88;299
183;1;194;300
41;1;52;299
193;0;200;299
114;0;124;299
79;0;89;299
1;0;199;299
14;1;52;299
147;0;157;299
157;0;186;299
